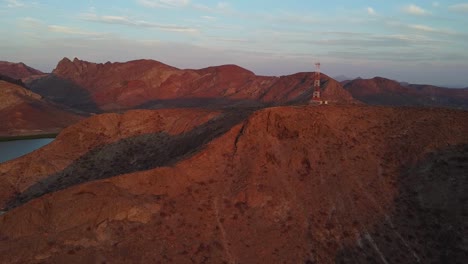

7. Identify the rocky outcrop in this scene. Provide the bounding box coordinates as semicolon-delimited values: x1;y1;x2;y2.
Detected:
28;58;357;112
0;109;221;205
344;77;468;109
0;80;83;136
0;105;466;263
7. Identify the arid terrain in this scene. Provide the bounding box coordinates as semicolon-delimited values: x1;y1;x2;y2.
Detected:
0;61;43;80
26;58;356;112
0;58;467;263
344;77;468;109
0;79;83;137
2;0;468;262
3;58;468;138
0;105;466;263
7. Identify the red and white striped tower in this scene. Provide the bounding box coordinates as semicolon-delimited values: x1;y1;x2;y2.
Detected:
312;62;321;101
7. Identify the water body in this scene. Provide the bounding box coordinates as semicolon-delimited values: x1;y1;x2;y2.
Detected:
0;138;54;163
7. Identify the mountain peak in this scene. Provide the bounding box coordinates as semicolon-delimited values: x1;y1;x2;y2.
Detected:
58;57;72;64
0;60;43;79
36;58;356;111
54;57;98;76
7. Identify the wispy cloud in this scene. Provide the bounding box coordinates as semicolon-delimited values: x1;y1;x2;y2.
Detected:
409;25;437;32
448;3;468;13
432;2;440;7
326;49;468;63
409;24;436;32
209;37;250;43
137;0;190;8
367;7;377;16
385;19;466;38
408;24;460;36
5;0;25;7
260;11;320;26
192;1;233;13
403;4;430;15
18;17;43;28
216;2;230;10
201;16;217;21
81;13;198;33
47;25;100;36
307;34;444;49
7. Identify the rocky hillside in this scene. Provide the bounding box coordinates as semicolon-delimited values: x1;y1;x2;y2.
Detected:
344;77;468;109
0;80;83;136
0;105;466;263
26;58;356;112
0;61;43;80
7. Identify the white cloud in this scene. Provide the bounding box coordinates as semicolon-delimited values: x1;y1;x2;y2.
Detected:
367;7;376;16
216;2;230;10
201;16;217;21
48;25;100;36
210;37;250;43
403;4;429;15
408;24;458;35
137;0;190;8
81;13;198;33
19;17;43;28
192;1;233;14
5;0;25;7
448;3;468;13
409;24;436;32
432;2;440;7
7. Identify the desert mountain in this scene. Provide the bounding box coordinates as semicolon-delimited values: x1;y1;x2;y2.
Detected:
26;58;356;112
0;79;83;136
333;75;353;82
0;61;43;80
344;77;468;109
0;105;466;263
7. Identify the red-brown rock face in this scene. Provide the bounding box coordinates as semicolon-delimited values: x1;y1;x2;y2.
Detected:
0;80;83;136
344;77;468;109
0;61;43;80
30;58;356;111
0;105;466;263
0;108;220;203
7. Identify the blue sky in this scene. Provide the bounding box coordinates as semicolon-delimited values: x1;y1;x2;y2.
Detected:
1;0;468;86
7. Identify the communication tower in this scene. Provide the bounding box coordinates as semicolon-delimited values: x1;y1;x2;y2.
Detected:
312;62;321;101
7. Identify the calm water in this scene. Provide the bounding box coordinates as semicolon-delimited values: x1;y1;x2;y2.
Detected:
0;138;54;163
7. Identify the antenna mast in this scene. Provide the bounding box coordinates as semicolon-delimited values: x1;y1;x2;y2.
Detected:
312;62;321;101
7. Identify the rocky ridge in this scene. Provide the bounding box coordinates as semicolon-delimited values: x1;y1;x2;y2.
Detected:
0;61;43;80
27;58;356;112
0;105;466;263
0;80;83;136
344;77;468;109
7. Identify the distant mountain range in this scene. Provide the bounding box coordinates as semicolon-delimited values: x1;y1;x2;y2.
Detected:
332;75;354;82
0;59;467;136
0;59;467;263
26;57;355;112
343;77;468;109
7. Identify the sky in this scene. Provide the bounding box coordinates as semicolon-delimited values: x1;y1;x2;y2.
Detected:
1;0;468;87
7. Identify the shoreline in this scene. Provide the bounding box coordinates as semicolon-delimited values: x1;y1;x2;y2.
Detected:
0;133;58;142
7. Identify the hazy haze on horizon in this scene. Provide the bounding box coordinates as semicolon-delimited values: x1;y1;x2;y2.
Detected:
1;0;468;87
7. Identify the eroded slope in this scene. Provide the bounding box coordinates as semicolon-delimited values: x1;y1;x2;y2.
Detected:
0;105;467;263
0;80;83;136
